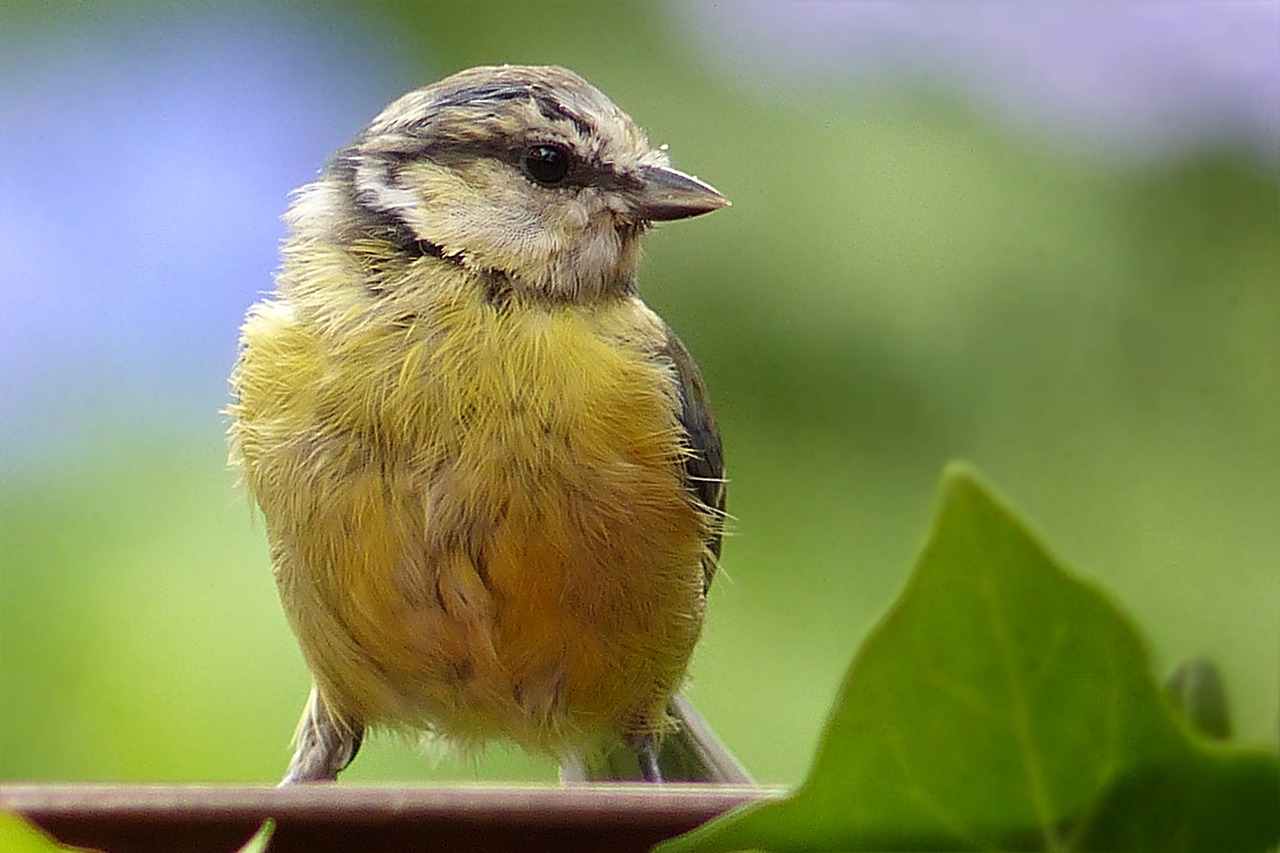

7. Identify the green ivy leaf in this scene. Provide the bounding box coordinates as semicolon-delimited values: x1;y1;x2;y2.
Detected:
1165;659;1233;740
236;819;275;853
0;812;100;853
658;463;1279;852
0;813;276;853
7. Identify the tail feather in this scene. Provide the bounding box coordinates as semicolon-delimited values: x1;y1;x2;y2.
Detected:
560;693;753;784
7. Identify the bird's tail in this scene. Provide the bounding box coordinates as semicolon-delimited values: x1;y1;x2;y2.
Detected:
559;693;754;783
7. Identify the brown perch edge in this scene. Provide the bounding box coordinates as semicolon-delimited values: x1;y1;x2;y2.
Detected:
2;784;778;853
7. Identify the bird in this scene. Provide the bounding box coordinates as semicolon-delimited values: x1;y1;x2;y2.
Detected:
227;64;737;784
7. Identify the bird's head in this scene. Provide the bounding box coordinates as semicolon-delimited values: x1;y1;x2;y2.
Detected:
316;65;728;300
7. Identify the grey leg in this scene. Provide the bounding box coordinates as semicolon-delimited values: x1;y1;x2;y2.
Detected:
630;733;664;783
279;686;364;785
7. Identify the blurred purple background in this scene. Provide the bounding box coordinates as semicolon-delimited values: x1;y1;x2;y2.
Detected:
0;8;406;465
685;1;1280;159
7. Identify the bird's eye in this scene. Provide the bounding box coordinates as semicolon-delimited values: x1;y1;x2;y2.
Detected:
522;144;571;186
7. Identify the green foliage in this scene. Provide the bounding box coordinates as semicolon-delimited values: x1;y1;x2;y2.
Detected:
0;813;275;853
0;812;97;852
1;2;1277;787
236;820;275;853
1164;660;1234;741
659;466;1279;853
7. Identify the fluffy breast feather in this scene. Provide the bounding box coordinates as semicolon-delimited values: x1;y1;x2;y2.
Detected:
229;266;710;749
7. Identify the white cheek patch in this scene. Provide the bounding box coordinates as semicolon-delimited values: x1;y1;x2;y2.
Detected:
350;153;633;298
426;185;549;268
353;157;434;239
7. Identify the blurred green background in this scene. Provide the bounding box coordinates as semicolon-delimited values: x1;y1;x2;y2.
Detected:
2;2;1277;786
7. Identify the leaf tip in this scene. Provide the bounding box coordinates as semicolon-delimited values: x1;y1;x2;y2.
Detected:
940;459;982;491
938;459;998;512
236;819;276;853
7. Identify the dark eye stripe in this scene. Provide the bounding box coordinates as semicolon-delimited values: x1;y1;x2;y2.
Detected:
331;93;634;207
363;137;630;194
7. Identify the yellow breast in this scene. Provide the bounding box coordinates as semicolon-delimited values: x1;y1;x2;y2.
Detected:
230;275;709;752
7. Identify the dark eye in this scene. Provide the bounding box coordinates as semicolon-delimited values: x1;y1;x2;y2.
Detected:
522;144;571;186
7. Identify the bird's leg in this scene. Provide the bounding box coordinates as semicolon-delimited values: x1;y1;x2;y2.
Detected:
629;732;665;783
279;686;364;785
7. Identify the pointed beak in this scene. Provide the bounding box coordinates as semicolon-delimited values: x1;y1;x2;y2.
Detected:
630;165;730;222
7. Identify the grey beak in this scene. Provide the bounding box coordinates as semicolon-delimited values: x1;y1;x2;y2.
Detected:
631;165;730;222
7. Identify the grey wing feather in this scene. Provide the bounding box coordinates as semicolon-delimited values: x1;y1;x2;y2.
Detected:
661;328;726;592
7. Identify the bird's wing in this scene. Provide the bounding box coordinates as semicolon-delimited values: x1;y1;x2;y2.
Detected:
661;327;726;593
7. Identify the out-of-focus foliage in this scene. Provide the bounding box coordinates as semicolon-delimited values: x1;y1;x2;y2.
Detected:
0;811;98;852
0;809;80;850
659;468;1280;852
0;812;269;853
1;2;1276;786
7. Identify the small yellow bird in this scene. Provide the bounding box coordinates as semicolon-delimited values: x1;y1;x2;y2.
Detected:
228;65;733;783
